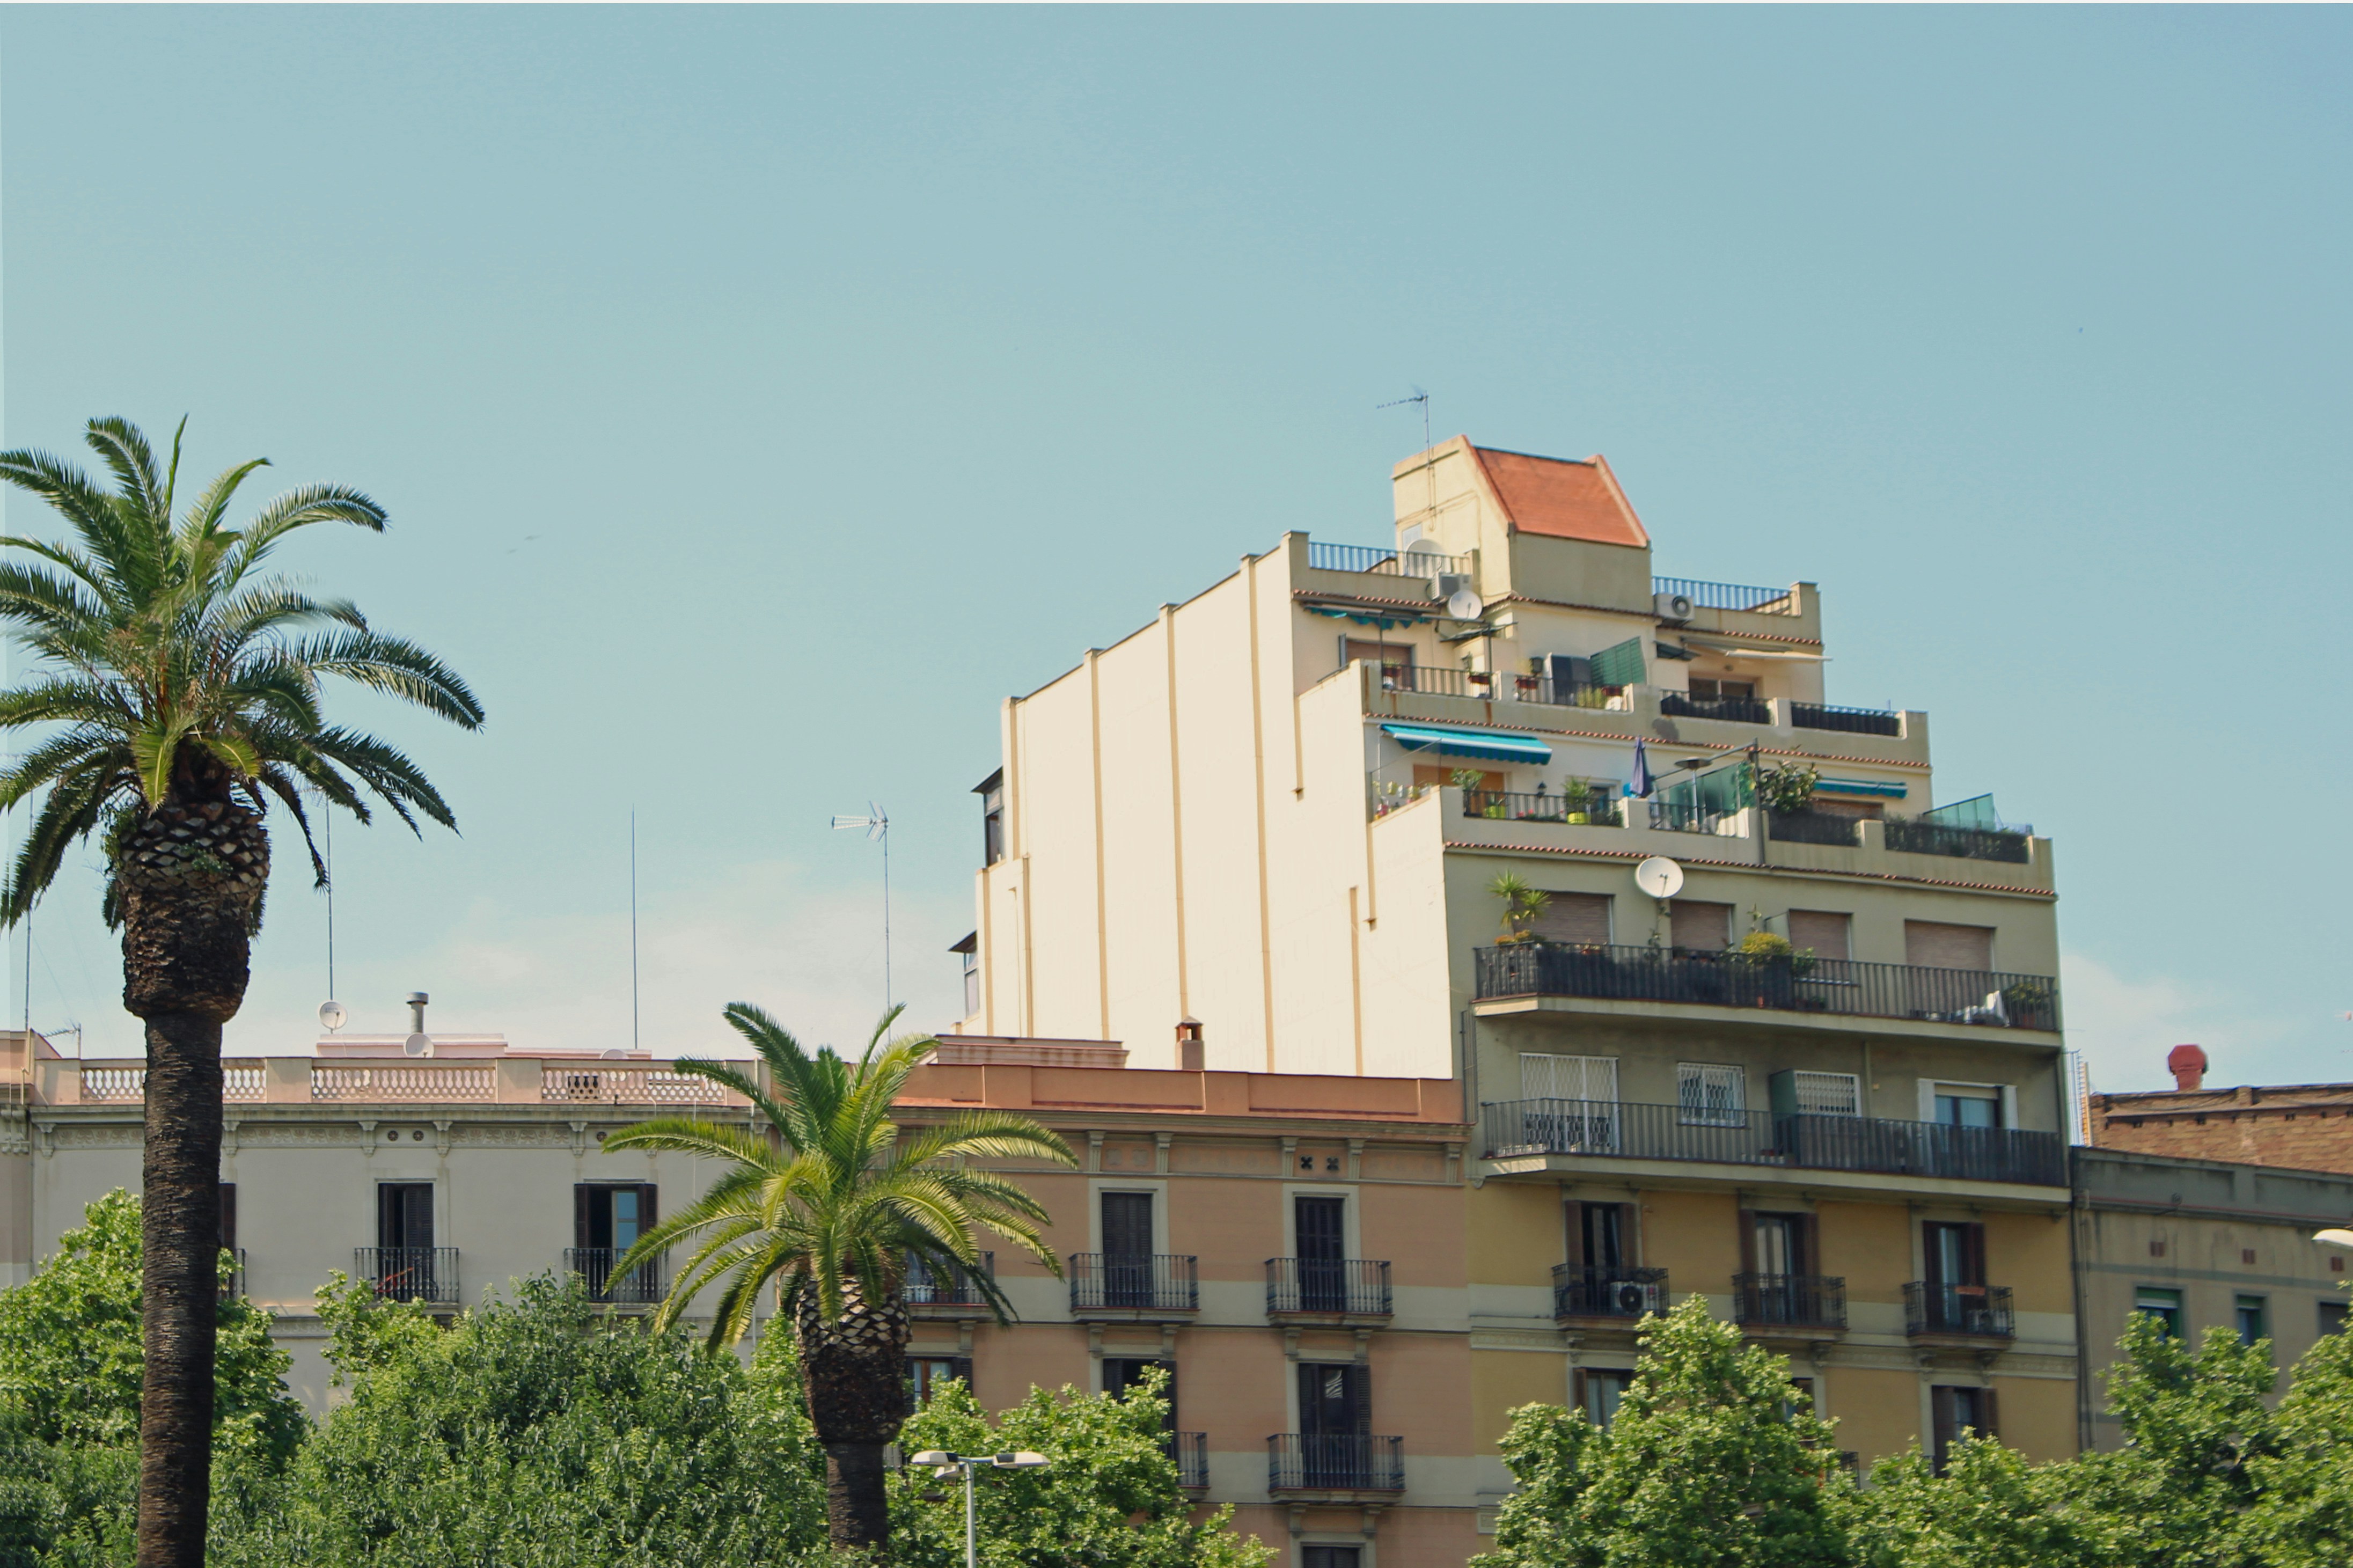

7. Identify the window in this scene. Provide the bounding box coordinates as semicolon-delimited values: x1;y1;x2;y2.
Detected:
1677;1063;1746;1126
1298;1362;1369;1435
1523;1053;1618;1105
952;932;979;1015
2320;1301;2347;1337
1749;1212;1810;1278
1929;1386;1996;1472
575;1184;654;1255
976;772;1005;865
1571;1202;1633;1270
2237;1295;2269;1347
1294;1196;1348;1311
1929;1083;2006;1129
218;1183;237;1255
1303;1549;1361;1568
1581;1368;1633;1428
2136;1287;2184;1337
1531;891;1613;946
1103;1357;1177;1427
378;1183;434;1251
1688;677;1756;700
1788;1071;1861;1118
908;1356;973;1405
1670;900;1732;952
1785;1376;1817;1419
1904;920;1993;972
1785;911;1851;962
1101;1191;1155;1308
1344;638;1412;685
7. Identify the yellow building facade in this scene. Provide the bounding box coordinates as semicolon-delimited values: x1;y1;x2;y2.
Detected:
955;438;2079;1566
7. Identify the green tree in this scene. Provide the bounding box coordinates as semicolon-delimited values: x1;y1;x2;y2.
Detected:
890;1369;1273;1568
1475;1294;1852;1568
2243;1299;2353;1566
1839;1439;2110;1568
0;417;482;1567
605;1002;1077;1551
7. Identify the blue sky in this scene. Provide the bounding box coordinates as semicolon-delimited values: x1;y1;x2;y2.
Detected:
2;7;2347;1091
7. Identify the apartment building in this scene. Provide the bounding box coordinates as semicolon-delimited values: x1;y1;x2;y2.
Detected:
2086;1044;2353;1176
956;437;2082;1561
2070;1144;2353;1449
1;1022;760;1409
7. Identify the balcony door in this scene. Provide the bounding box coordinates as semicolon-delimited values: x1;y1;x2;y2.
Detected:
1298;1361;1370;1482
378;1182;433;1252
575;1184;657;1299
1744;1211;1813;1323
1103;1357;1177;1430
1102;1191;1154;1307
1924;1221;1988;1332
1296;1196;1346;1312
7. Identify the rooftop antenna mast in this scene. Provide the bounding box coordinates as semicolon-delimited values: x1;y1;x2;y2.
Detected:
830;803;891;1013
629;810;640;1054
1377;386;1431;453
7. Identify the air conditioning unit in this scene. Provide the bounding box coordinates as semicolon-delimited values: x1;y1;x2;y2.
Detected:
1654;591;1695;624
1437;573;1472;601
1616;1279;1667;1316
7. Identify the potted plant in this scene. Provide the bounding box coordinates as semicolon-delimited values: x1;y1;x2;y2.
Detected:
1559;778;1596;825
1487;872;1550;944
1754;762;1821;817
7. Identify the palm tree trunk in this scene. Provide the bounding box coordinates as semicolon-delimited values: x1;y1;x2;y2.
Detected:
137;1010;222;1568
116;796;266;1568
794;1282;912;1549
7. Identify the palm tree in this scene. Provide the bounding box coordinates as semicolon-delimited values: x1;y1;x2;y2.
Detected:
0;417;482;1568
606;1002;1077;1551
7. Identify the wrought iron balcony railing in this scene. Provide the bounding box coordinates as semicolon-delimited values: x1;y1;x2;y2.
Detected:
1653;576;1795;614
566;1247;666;1306
1882;819;2033;863
1166;1432;1209;1491
1475;943;2060;1031
1552;1264;1670;1320
1764;809;1863;847
904;1251;996;1309
1265;1258;1392;1317
356;1246;459;1305
1904;1282;2015;1340
1733;1273;1846;1331
1308;541;1468;578
1790;702;1901;737
1068;1254;1198;1315
1267;1433;1404;1493
1659;691;1772;724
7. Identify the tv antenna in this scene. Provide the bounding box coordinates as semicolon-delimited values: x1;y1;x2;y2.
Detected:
830;803;891;1012
1378;386;1431;452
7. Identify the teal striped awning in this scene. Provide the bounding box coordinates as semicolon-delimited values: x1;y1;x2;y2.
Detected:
1377;722;1553;765
1816;777;1910;799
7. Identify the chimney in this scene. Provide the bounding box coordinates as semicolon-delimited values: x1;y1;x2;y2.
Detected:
2167;1043;2208;1092
1175;1017;1205;1073
407;992;430;1035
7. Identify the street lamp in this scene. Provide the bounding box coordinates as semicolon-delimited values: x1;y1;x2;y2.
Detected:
909;1449;1049;1568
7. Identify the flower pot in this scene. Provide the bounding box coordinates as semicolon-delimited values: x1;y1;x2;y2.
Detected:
1566;811;1589;825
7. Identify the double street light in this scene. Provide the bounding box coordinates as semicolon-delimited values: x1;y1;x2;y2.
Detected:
910;1449;1049;1568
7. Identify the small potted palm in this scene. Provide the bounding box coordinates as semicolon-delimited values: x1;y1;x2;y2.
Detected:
1559;777;1597;825
1487;872;1550;944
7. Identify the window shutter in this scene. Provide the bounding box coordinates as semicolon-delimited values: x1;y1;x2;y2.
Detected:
952;1357;974;1388
218;1183;237;1252
1918;1079;1938;1123
1350;1364;1373;1434
1786;911;1851;962
1737;1210;1758;1274
1904;921;1994;971
1978;1387;1999;1440
1531;892;1613;946
574;1185;592;1251
1670;901;1732;951
640;1184;658;1229
1999;1086;2018;1129
1930;1387;1956;1469
1588;637;1645;689
1964;1223;1988;1288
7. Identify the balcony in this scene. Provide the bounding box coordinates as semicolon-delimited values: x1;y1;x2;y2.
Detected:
1791;702;1901;738
1733;1273;1846;1335
1764;809;1863;848
1904;1283;2016;1342
1380;661;1622;712
1653;576;1796;615
1479;1100;2068;1189
566;1247;666;1306
357;1246;459;1306
1882;819;2032;864
1659;690;1770;724
1307;541;1468;579
1265;1258;1392;1321
1552;1264;1670;1322
904;1251;996;1317
1267;1434;1405;1496
1068;1254;1199;1318
1166;1432;1209;1491
1475;944;2061;1032
1463;788;1622;826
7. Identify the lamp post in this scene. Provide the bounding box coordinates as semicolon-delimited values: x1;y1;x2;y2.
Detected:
909;1449;1049;1568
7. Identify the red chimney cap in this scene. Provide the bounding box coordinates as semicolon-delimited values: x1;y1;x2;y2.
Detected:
2167;1043;2209;1091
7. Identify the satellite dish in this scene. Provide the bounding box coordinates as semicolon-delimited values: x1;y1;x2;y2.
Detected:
1446;589;1485;620
600;1048;629;1060
1633;856;1685;900
402;1032;434;1058
318;1000;347;1034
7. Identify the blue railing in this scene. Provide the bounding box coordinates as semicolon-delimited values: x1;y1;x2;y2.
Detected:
1309;541;1469;578
1653;576;1794;613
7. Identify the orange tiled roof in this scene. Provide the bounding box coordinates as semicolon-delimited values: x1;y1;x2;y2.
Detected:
1468;444;1650;548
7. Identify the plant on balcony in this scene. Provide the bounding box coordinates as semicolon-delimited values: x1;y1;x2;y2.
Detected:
1999;980;2054;1012
1732;929;1817;978
1489;873;1551;943
0;417;482;1568
602;1002;1077;1554
1559;777;1599;824
1755;762;1822;816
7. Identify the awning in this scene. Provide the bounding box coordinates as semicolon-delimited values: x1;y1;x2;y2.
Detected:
1304;603;1433;631
1378;722;1553;765
1816;777;1910;799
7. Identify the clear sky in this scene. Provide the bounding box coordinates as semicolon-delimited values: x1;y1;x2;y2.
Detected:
2;6;2347;1091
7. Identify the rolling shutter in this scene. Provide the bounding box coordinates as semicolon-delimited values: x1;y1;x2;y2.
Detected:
1532;892;1612;946
1670;900;1732;951
1905;921;1993;971
1786;910;1851;961
1588;637;1646;688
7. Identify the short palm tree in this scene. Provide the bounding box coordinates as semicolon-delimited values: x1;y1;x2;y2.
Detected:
0;417;482;1568
606;1002;1077;1551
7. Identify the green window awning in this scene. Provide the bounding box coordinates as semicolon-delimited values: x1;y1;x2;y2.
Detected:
1588;636;1646;688
1378;723;1553;765
1816;777;1910;799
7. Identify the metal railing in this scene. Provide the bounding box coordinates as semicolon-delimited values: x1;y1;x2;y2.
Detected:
1791;702;1901;737
1660;691;1772;724
1167;1432;1210;1490
1373;662;1616;709
1069;1254;1198;1314
1463;789;1622;825
541;1065;730;1104
357;1247;459;1305
1765;810;1861;848
313;1065;495;1102
905;1251;995;1307
1480;1098;2066;1187
1267;1434;1405;1493
1266;1258;1392;1316
1474;944;2061;1030
566;1247;666;1305
1904;1283;2015;1339
1882;819;2033;863
1552;1264;1670;1320
1309;541;1468;578
1733;1273;1846;1330
1654;576;1795;614
1778;1115;2066;1186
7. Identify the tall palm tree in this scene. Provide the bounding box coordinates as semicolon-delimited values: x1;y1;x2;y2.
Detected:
0;417;482;1568
606;1002;1077;1551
